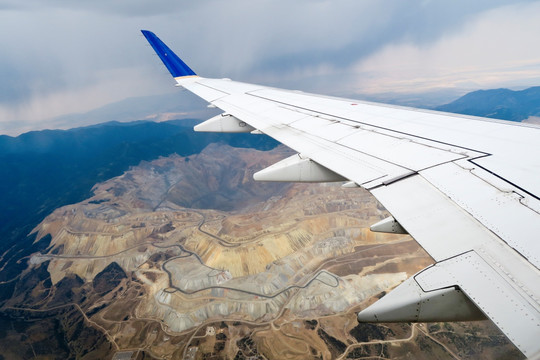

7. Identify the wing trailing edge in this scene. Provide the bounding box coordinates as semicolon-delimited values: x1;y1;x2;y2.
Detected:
356;276;486;323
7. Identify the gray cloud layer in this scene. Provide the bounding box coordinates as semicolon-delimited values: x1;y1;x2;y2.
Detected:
1;0;539;134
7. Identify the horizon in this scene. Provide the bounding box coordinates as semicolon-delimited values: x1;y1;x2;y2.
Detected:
3;83;540;138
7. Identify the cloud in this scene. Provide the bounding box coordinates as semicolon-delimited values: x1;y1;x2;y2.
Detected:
348;1;540;96
0;0;212;17
0;0;539;135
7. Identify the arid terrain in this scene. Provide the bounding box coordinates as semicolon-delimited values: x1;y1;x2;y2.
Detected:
0;144;522;359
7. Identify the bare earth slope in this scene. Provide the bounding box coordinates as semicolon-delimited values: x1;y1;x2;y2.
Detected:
3;144;521;359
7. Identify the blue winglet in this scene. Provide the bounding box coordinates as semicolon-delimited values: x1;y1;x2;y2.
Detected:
141;30;197;78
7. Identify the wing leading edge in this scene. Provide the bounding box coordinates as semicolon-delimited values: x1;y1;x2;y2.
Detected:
142;31;540;357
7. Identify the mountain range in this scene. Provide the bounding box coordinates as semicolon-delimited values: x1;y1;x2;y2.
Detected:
435;86;540;121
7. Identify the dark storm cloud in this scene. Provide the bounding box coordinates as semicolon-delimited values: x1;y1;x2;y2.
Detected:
0;0;210;16
0;51;67;106
245;0;530;73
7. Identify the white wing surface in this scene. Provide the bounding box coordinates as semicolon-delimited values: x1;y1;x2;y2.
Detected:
142;30;540;357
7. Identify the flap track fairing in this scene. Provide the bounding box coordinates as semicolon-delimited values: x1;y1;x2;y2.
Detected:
194;114;256;133
357;275;486;323
370;216;408;234
253;154;347;183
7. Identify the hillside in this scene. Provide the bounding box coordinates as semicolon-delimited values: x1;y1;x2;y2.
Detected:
435;86;540;121
0;120;278;284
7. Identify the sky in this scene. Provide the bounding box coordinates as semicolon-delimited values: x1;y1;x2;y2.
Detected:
1;0;540;135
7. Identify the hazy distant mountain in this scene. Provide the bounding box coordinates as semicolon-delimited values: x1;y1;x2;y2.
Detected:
44;92;220;129
435;86;540;121
1;91;221;136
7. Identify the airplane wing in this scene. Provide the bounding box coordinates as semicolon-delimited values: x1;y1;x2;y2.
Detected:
142;30;540;357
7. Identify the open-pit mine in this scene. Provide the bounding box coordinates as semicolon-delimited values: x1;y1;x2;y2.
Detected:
2;144;521;359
